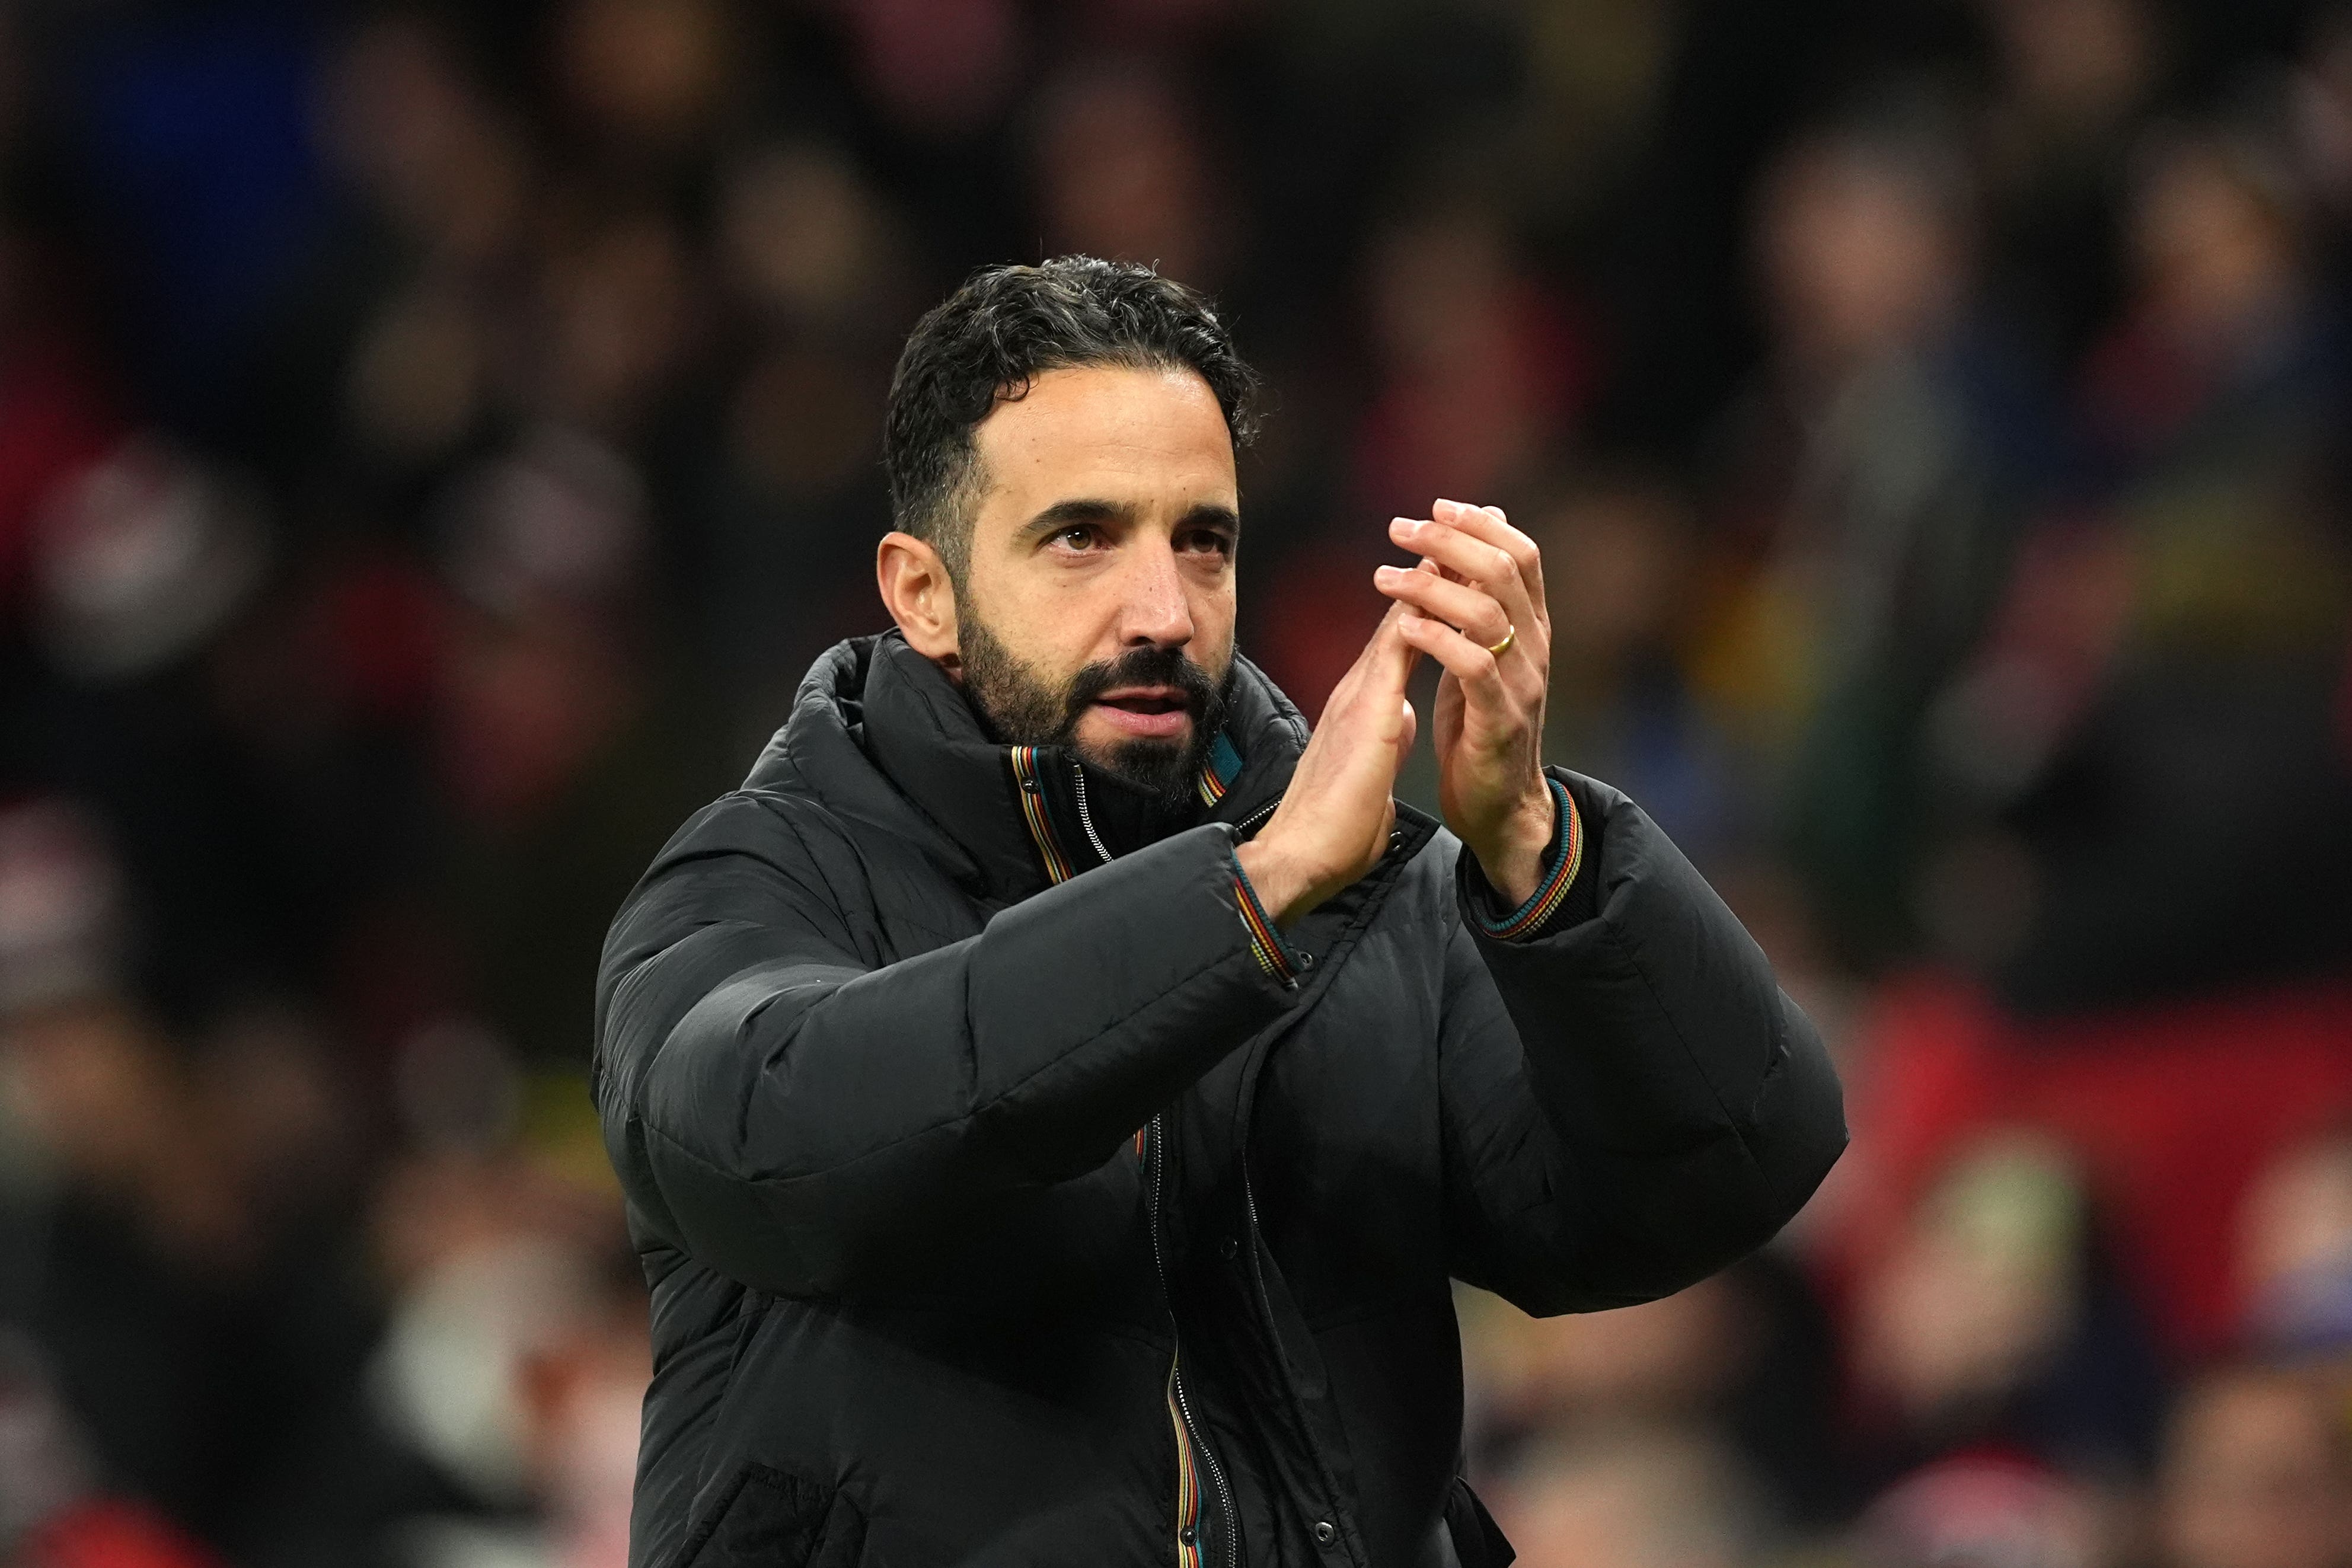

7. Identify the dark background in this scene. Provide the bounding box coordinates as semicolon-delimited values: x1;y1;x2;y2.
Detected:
2;1;2351;1564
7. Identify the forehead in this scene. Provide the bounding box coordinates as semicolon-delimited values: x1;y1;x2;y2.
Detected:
968;363;1235;518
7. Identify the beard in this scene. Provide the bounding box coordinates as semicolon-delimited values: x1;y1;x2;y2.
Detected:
960;615;1230;808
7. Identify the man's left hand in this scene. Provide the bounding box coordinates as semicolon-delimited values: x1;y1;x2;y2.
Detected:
1375;499;1555;906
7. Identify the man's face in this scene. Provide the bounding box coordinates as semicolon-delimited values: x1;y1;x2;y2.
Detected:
952;362;1239;799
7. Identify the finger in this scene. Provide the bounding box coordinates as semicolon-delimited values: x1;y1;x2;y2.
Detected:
1434;499;1545;621
1389;515;1534;631
1373;563;1512;649
1390;520;1467;586
1397;611;1510;696
1364;596;1423;700
1332;595;1419;717
1333;595;1408;681
1406;511;1519;596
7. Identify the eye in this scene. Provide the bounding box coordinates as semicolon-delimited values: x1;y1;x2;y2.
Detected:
1048;523;1102;552
1179;527;1235;558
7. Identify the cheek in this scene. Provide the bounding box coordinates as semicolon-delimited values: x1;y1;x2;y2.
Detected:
973;571;1121;673
1191;580;1238;665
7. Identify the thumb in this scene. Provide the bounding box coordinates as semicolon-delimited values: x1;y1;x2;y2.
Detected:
1363;598;1421;694
1392;695;1418;755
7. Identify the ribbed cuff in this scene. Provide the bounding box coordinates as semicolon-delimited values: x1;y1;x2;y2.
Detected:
1231;858;1302;988
1473;775;1587;941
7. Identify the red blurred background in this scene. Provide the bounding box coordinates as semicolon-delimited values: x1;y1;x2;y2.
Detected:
2;2;2351;1566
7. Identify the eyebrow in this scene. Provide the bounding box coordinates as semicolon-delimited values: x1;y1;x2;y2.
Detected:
1014;498;1241;544
1181;502;1242;535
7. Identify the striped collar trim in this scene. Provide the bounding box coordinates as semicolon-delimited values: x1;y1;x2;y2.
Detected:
1007;746;1076;885
1013;729;1246;887
1196;731;1243;807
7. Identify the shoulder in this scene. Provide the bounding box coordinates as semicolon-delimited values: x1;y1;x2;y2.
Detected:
606;785;868;969
647;783;857;876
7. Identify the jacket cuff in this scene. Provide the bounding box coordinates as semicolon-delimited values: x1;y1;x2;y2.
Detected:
1464;774;1593;941
1230;854;1304;988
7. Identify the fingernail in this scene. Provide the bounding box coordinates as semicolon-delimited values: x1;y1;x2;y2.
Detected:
1390;516;1418;534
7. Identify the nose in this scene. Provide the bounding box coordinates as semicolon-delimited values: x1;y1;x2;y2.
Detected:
1116;536;1195;650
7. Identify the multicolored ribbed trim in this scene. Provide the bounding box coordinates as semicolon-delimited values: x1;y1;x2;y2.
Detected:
1196;732;1243;807
1008;746;1076;884
1477;777;1583;941
1231;862;1298;986
1166;1362;1205;1567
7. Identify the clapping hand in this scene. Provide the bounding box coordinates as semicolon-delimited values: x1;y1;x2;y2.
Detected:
1376;500;1555;905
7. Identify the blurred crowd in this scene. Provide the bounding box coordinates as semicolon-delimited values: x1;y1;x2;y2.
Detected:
0;1;2350;1566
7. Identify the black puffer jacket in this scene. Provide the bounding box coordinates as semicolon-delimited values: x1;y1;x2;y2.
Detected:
594;633;1846;1568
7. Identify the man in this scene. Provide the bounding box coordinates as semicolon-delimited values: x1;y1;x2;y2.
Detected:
595;258;1845;1568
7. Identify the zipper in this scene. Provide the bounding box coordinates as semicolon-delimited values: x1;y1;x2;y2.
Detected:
1065;756;1278;871
1052;755;1288;1561
1147;1113;1239;1567
1070;761;1114;867
1240;1158;1346;1566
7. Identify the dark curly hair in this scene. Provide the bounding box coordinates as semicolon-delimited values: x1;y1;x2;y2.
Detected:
882;257;1259;578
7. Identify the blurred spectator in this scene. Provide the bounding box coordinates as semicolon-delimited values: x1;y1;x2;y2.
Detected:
1847;1131;2166;1492
2156;1365;2352;1568
318;15;532;274
366;1135;643;1568
0;226;122;621
27;439;268;685
2295;8;2352;280
716;140;911;337
1491;1423;1773;1568
2238;1129;2352;1409
423;429;720;1065
1030;60;1237;295
1980;120;2352;1011
0;0;2347;1561
1518;468;1744;853
1856;1452;2104;1568
833;0;1022;142
1702;110;2057;970
550;0;740;170
1976;0;2168;362
0;1330;229;1568
0;967;381;1561
697;138;908;749
1461;1252;1846;1528
1256;193;1594;711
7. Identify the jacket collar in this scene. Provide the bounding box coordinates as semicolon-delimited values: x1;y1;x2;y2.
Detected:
759;631;1310;907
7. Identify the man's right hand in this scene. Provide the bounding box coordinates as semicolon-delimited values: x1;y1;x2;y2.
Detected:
1234;602;1420;927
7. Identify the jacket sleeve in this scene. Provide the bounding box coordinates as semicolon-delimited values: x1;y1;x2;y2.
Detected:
593;794;1296;1296
1437;769;1847;1314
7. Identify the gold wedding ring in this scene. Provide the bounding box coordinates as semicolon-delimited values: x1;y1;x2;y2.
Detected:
1485;625;1517;657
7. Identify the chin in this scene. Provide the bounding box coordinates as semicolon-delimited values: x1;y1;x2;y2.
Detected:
1074;729;1196;801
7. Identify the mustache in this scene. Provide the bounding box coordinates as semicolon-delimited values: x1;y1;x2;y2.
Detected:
1061;645;1225;732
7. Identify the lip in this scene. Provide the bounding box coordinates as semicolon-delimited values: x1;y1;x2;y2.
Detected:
1088;686;1194;740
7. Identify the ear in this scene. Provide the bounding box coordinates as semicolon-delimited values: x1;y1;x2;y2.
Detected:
876;531;962;672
